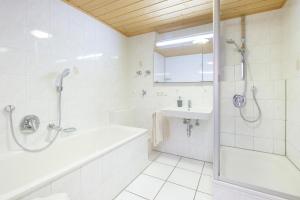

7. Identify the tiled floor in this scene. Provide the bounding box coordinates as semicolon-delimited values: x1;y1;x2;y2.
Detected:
115;151;213;200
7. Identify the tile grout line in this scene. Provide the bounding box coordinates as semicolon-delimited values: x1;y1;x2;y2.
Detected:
157;150;213;165
152;156;182;200
192;161;206;200
148;153;213;198
115;152;212;200
126;190;151;200
113;151;162;200
143;173;200;192
154;160;207;174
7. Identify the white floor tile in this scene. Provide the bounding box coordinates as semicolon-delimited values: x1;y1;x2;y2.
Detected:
149;151;161;161
198;175;213;194
168;168;201;189
126;174;164;200
155;182;195;200
202;162;213;176
177;157;204;173
194;192;212;200
155;153;180;166
115;191;146;200
143;162;174;180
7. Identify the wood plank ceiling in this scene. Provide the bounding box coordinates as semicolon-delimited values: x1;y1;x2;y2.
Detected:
64;0;286;36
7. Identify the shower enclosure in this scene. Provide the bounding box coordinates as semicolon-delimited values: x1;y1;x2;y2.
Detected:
214;0;300;199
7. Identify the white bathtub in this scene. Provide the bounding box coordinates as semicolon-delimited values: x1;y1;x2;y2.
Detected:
0;125;148;200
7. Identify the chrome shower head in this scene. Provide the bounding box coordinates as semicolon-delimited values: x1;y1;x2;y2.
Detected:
226;38;245;55
56;68;71;92
61;68;70;78
226;39;240;49
226;39;235;44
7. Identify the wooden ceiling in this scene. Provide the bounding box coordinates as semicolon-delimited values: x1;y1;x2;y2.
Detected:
64;0;286;36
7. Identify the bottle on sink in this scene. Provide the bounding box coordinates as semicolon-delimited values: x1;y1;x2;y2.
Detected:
177;96;183;107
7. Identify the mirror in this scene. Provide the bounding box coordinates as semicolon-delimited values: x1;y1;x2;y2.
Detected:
154;33;213;83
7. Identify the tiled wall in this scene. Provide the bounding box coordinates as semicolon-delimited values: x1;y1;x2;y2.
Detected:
19;134;148;200
127;32;214;162
0;0;129;153
282;0;300;169
220;10;286;155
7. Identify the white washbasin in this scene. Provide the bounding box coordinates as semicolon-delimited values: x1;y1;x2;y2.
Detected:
161;107;212;120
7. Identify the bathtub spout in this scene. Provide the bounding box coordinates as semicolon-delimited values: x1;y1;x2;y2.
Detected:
63;127;77;133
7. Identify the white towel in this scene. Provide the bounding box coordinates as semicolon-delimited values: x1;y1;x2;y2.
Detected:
152;111;169;147
32;193;70;200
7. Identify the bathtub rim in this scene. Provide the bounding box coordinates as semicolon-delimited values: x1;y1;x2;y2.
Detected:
0;125;148;200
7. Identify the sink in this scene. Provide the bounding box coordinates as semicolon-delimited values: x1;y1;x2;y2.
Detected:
161;107;212;120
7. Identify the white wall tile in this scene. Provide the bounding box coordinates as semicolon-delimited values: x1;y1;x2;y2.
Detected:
220;9;286;155
253;137;273;153
0;0;129;154
127;32;214;161
80;159;102;200
282;0;300;169
220;133;235;147
20;185;52;200
52;170;81;200
235;135;253;150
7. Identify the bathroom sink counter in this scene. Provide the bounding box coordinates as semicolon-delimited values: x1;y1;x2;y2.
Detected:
161;107;213;120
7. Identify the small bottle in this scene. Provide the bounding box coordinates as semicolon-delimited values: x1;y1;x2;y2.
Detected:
177;96;183;107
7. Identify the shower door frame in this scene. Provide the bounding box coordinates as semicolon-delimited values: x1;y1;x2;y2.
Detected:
212;0;298;199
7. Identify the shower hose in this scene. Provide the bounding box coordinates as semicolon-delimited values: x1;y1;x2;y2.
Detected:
5;92;63;152
239;85;262;123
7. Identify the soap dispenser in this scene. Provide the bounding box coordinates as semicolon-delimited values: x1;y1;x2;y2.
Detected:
177;96;183;107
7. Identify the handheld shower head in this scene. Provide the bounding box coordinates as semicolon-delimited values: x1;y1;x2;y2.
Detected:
226;38;246;55
226;39;235;44
226;39;240;49
56;68;71;92
61;68;70;78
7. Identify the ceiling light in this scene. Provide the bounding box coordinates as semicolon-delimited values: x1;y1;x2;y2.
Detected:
77;53;103;60
111;55;119;59
30;30;52;39
0;47;9;53
156;33;213;47
193;38;209;44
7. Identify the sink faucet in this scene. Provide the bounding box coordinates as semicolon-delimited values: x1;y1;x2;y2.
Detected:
188;100;192;111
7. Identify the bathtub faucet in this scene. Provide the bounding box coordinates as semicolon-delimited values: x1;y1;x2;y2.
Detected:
48;123;62;132
48;124;77;134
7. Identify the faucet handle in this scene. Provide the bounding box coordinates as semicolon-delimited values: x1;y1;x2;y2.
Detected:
48;123;61;132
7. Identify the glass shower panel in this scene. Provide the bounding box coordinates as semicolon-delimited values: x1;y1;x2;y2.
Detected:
218;0;300;199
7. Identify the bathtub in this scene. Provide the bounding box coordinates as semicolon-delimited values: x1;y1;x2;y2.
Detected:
0;125;148;200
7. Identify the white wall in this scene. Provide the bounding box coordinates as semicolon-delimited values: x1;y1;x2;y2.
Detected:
0;0;129;154
220;10;286;155
282;0;300;169
127;32;213;162
153;52;165;82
